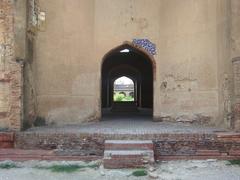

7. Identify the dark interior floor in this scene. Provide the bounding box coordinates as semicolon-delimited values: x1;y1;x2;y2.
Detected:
101;108;153;121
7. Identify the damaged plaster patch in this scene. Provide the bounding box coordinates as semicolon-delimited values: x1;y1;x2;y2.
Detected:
0;44;5;70
159;114;212;125
160;74;198;92
176;114;211;125
130;17;148;30
120;1;149;32
222;73;232;127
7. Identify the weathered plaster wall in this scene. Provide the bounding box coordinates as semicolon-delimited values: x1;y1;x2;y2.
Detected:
231;0;240;59
156;0;219;123
95;0;231;125
216;0;232;128
231;0;240;129
35;0;96;125
32;0;233;126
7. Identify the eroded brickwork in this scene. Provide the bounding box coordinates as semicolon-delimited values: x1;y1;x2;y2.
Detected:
15;133;105;156
15;132;240;160
0;132;14;148
0;0;22;131
233;58;240;129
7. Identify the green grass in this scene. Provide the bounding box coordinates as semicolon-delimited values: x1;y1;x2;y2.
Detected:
228;160;240;166
132;169;148;177
0;163;19;169
47;165;82;173
113;93;134;102
36;164;99;173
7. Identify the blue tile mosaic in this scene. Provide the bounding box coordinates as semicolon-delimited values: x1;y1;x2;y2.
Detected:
132;39;156;55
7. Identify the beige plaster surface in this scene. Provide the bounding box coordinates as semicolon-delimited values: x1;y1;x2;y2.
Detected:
32;0;234;126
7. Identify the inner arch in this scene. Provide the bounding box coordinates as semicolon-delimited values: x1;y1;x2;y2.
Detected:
113;76;135;102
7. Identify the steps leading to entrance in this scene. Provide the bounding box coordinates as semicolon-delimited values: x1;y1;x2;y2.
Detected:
103;140;154;169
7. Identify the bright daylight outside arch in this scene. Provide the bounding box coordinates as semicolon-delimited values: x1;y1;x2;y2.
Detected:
113;76;134;102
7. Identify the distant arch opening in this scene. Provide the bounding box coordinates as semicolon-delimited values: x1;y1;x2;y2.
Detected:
113;76;135;102
101;42;154;116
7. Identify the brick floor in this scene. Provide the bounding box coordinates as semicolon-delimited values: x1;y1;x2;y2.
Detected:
26;111;226;135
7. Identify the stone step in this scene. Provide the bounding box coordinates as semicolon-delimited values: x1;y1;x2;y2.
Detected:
104;140;154;169
104;149;154;157
104;150;154;169
105;140;153;150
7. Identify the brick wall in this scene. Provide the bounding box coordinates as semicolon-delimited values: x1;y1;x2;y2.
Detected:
0;0;22;131
15;133;105;156
15;132;240;159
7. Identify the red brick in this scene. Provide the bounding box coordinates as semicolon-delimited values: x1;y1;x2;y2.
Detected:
229;150;240;156
156;155;240;161
0;142;14;148
196;150;221;156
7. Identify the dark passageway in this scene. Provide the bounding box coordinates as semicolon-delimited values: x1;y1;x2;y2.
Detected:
101;44;153;118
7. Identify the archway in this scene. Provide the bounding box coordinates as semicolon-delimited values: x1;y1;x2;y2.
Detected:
101;42;154;118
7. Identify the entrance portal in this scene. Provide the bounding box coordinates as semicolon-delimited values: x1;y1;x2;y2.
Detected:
101;43;154;117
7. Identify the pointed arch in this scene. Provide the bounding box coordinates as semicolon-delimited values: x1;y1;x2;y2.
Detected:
101;41;156;80
101;41;155;117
